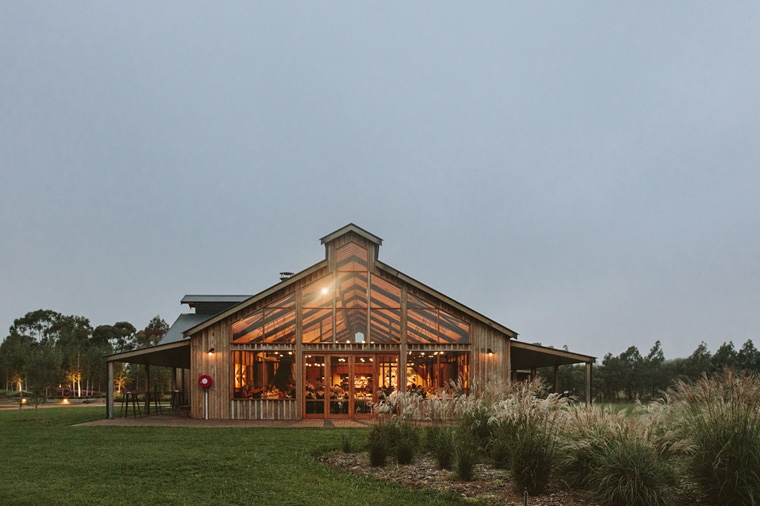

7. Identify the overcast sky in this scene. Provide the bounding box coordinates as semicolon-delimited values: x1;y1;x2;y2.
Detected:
2;2;759;360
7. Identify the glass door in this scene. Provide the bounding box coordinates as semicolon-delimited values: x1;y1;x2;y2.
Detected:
304;355;325;416
353;355;374;415
329;355;350;416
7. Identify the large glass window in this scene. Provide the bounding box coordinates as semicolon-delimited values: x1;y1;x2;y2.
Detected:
378;354;398;399
407;351;469;396
232;351;296;399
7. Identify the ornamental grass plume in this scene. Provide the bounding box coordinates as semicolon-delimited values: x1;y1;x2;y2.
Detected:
556;404;676;506
485;378;568;495
665;369;760;506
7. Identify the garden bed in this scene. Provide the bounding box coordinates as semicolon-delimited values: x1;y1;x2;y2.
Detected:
320;450;597;506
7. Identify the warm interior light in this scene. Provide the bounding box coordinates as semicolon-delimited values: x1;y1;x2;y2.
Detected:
487;348;494;357
62;398;69;404
321;288;328;295
21;398;27;404
208;347;215;356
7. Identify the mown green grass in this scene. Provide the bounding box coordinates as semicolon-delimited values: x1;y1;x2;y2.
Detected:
0;408;467;506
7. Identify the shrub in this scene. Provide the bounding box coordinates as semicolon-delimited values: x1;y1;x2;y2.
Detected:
667;370;760;506
488;415;517;469
425;425;455;470
367;418;420;466
454;425;478;481
367;423;388;467
340;433;353;453
588;436;674;506
510;424;555;495
395;420;419;465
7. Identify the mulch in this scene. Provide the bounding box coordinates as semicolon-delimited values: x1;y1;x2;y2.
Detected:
319;451;599;506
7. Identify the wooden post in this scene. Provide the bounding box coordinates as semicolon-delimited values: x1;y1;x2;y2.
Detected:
295;284;303;419
106;361;114;419
144;364;151;415
553;364;560;394
505;339;511;384
399;286;408;394
585;362;592;406
530;367;536;381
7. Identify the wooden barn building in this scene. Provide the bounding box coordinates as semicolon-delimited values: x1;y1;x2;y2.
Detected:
106;224;594;420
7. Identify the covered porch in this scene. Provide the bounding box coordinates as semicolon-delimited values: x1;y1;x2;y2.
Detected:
510;340;595;404
105;340;191;419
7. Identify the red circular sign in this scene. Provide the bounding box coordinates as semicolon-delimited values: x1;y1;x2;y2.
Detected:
199;375;213;389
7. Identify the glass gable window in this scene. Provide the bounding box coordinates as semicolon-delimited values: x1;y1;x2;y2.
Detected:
336;271;368;308
335;309;368;343
303;278;333;308
232;311;264;343
302;308;333;343
407;309;438;344
232;293;296;344
232;351;296;400
439;311;469;344
370;277;401;308
263;307;296;343
336;242;368;272
370;309;401;344
407;293;470;345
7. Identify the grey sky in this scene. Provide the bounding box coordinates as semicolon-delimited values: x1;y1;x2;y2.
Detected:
2;2;759;359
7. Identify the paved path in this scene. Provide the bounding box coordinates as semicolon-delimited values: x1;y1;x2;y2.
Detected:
78;414;377;428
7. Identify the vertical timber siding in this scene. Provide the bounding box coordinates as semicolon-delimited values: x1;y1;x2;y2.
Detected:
470;321;509;391
190;322;231;419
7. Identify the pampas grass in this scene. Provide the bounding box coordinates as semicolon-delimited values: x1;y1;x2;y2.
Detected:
666;370;760;506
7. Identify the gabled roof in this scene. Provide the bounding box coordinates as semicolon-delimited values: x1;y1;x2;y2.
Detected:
183;225;517;339
320;223;383;246
159;313;215;345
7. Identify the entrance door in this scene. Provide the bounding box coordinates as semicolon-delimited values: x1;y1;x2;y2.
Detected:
303;353;399;418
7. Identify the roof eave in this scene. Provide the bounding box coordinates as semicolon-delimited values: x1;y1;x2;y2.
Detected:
320;223;383;246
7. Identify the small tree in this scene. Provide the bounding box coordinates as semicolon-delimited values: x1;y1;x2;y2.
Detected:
23;342;62;419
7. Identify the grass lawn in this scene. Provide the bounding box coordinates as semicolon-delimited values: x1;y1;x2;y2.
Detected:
0;408;467;506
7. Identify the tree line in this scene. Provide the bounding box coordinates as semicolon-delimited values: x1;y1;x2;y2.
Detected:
3;308;759;405
542;339;760;401
0;309;169;403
